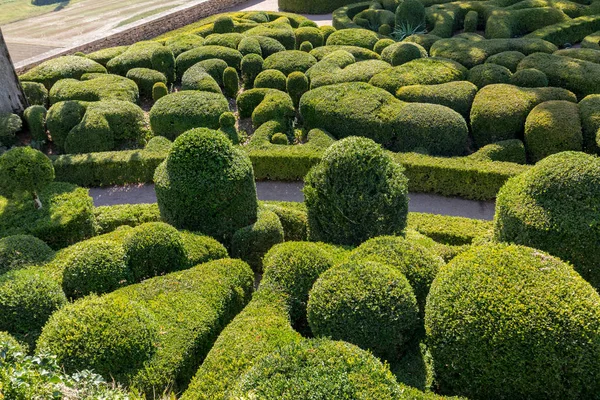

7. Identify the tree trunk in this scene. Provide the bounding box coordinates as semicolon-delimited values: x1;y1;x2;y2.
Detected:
0;28;28;115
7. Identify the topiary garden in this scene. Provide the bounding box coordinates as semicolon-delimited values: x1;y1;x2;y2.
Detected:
2;2;600;399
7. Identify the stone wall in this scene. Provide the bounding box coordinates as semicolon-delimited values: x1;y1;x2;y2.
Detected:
15;0;248;73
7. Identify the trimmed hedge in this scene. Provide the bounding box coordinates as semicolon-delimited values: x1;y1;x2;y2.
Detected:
526;14;600;47
154;128;258;242
94;203;161;235
426;243;600;399
485;50;525;72
524;100;583;162
0;147;54;201
310;45;380;61
0;113;22;147
280;0;358;14
23;105;47;143
165;34;205;57
37;258;254;395
469;139;527;164
237;88;295;128
395;81;477;119
510;68;548;87
263;50;317;75
19;56;106;90
254;69;287;90
149;91;229;140
180;231;228;267
470;84;577;147
175;46;243;80
579;94;600;153
0;182;95;249
326;28;380;50
181;59;227;92
21;81;49;107
467;63;512;88
49;74;139;104
307;261;419;360
304;137;408;245
126;68;167;98
85;46;129;66
407;212;492;245
0;235;54;275
381;42;427;66
494;151;600;288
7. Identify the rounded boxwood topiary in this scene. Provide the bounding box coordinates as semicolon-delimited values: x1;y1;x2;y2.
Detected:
286;71;309;107
179;231;227;267
219;111;238;143
346;235;444;312
271;132;289;144
46;100;87;150
308;261;419;360
0;113;22;148
123;222;188;282
152;82;168;102
223;66;239;98
154;128;258;241
145;135;172;152
295;27;324;49
426;243;600;399
467;63;512;88
263;50;317;76
299;41;313;52
238;37;262;56
0;235;54;275
485;50;525;72
241;53;264;89
0;267;67;347
510;68;548;88
494;151;600;287
36;294;159;381
23;105;47;143
21;81;49;107
469;139;527;164
0;147;55;207
524;100;582;162
214;15;235;34
149;91;229;140
381;42;427;66
326;28;380;50
126;68;167;98
374;38;395;54
60;239;131;299
64;111;114;154
254;69;287;91
304;136;408;245
229;339;406;399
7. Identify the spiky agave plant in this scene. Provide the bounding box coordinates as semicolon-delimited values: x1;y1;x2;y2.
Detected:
391;21;427;41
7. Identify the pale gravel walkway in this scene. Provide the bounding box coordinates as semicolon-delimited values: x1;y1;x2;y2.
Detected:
89;182;496;221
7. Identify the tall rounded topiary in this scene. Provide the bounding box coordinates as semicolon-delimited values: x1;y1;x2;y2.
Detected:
307;261;419;360
0;235;54;275
304;137;408;245
0;147;55;209
286;71;309;108
152;82;168;102
154;128;258;242
223;67;239;98
214;16;235;34
426;243;600;399
241;54;264;89
494;151;600;288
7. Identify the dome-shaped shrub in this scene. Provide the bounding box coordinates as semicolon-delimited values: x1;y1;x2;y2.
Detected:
254;69;287;91
485;50;525;72
154;128;258;241
123;222;187;281
426;243;600;399
60;239;130;299
467;63;512;88
524;100;582;162
304;137;408;245
145;135;172;152
510;68;548;87
494;151;600;287
37;294;158;381
0;147;54;204
179;231;227;267
241;53;264;89
308;261;419;359
381;42;427;66
0;235;54;275
347;235;444;311
229;339;406;399
263;50;317;75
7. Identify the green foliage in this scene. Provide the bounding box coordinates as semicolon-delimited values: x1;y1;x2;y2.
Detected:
154;128;258;242
38;259;254;395
123;222;187;282
46;100;86;150
271;132;289;144
582;30;600;49
179;231;228;267
86;46;129;67
326;28;380;50
395;0;426;35
144;135;172;153
223;66;240;98
395;80;477;119
64;110;114;154
175;46;243;80
494;152;600;287
93;203;161;235
485;50;525;72
0;266;66;347
19;56;106;90
105;41;174;80
299;40;313;52
23;105;47;143
308;261;419;360
295;26;324;48
238;37;263;56
469;139;527;164
381;42;427;66
241;53;264;89
467;63;512;88
280;0;359;13
49;74;139;105
485;7;569;39
374;38;395;54
21;81;48;107
518;52;600;99
165;34;205;57
125;68;167;98
426;243;600;399
579;94;600;153
463;10;478;32
181;60;223;93
470;83;576;147
510;68;548;87
237;88;295;128
204;33;244;49
263;50;317;75
149;91;229;140
304;137;408;245
407;212;493;246
0;234;53;275
347;235;444;312
232;208;284;271
0;147;54;200
214;15;235;33
525;14;600;47
0;113;22;147
524;100;582;162
310;44;381;61
286;71;309;107
253;69;287;90
152;82;169;101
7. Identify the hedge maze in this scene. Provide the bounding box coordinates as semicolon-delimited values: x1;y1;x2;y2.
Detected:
1;1;600;398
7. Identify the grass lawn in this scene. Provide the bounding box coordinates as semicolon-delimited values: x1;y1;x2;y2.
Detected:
0;0;82;25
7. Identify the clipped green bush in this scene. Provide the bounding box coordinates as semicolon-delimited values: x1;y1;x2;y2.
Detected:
175;46;243;80
123;222;187;282
494;152;600;287
469;139;527;164
263;203;309;241
295;26;324;48
0;235;53;275
470;84;576;147
165;34;205;57
326;28;380;50
180;231;228;267
21;81;49;107
263;50;317;75
231;208;284;271
485;50;525;72
149;91;229;140
0;113;22;147
0;147;54;206
64;110;114;154
49;74;139;104
579;94;600;153
238;36;262;56
223;66;239;98
19;56;106;89
154;128;258;241
145;135;172;153
152;82;169;101
381;42;427;66
237;88;295;128
304;136;408;245
407;212;493;246
510;68;548;87
23;105;47;142
204;33;245;49
286;71;308;107
426;243;600;399
241;53;264;89
374;38;395;54
467;63;512;88
396;81;477;119
214;15;235;33
181;61;223;93
85;46;129;66
310;45;380;61
46;100;86;150
463;10;478;32
308;261;419;359
254;68;287;90
299;40;313;52
126;68;167;98
524;100;583;162
395;0;426;34
347;235;444;311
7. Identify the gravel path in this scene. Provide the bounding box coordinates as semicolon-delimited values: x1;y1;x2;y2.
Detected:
89;182;496;220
